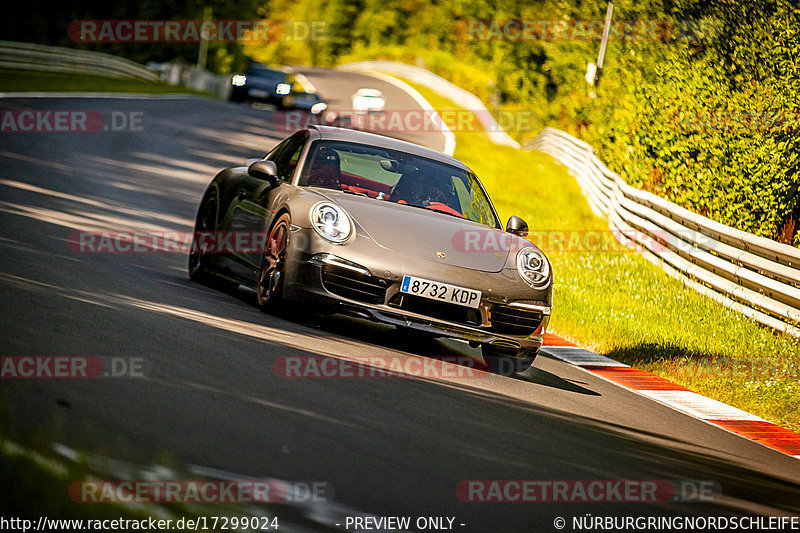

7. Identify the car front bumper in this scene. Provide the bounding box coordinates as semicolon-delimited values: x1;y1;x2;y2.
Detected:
282;231;552;357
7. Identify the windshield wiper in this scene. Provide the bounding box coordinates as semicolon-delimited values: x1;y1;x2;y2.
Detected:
402;203;463;219
426;207;463;219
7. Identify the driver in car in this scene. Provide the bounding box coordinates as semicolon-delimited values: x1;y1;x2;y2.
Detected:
305;147;342;190
392;169;463;217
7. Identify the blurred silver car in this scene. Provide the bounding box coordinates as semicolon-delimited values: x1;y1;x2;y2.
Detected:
351;88;386;114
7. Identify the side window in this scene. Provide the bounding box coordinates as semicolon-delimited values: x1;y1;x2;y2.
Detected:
266;132;306;182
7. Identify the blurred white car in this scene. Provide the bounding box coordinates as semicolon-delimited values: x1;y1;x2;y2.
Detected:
351;88;386;114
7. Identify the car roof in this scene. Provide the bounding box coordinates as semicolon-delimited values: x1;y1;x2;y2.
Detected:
355;88;384;97
308;125;469;171
246;65;287;77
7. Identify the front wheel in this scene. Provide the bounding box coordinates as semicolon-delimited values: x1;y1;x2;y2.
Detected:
188;191;218;283
257;213;291;310
482;344;536;375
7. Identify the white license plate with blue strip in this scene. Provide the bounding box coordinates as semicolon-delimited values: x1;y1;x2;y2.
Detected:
400;275;481;309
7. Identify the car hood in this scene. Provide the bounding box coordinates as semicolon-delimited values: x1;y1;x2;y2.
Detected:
316;190;515;273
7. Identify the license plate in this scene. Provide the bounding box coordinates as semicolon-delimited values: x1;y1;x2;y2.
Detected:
400;275;481;308
248;89;269;98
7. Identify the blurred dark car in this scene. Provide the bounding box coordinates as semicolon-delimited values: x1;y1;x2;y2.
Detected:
284;91;328;115
230;65;294;108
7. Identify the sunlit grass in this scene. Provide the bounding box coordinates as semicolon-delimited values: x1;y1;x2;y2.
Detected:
409;81;800;433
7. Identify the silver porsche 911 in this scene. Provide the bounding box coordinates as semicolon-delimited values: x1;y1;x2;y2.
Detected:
189;126;552;373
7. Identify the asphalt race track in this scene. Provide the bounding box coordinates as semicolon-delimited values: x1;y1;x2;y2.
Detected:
1;73;800;531
292;66;449;153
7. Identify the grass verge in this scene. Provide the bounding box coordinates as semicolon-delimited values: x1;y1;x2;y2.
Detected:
1;436;168;521
404;80;800;433
0;69;213;96
0;430;284;528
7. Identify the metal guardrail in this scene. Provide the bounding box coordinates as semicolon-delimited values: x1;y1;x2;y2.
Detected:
527;127;800;338
147;62;232;99
0;41;231;98
0;40;159;82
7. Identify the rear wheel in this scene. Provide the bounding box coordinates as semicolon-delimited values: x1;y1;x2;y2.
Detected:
257;213;291;310
482;344;536;375
188;191;218;282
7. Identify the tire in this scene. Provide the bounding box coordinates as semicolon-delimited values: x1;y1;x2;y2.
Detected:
229;88;245;103
482;344;536;375
188;190;218;283
257;212;291;310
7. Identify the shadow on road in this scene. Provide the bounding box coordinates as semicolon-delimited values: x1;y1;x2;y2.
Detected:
2;95;800;529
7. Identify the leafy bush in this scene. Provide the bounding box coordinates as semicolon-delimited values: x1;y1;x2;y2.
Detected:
584;0;800;245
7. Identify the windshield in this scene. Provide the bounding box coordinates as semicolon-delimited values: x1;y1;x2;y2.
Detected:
299;140;500;228
245;67;287;81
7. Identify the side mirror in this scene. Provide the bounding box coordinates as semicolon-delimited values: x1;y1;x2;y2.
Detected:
505;215;529;236
248;160;279;188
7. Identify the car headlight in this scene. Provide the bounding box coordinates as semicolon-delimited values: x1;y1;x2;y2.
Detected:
231;75;246;87
310;102;328;114
516;247;551;289
310;202;352;243
276;83;291;95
